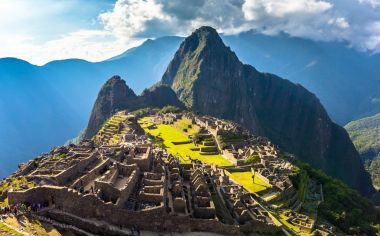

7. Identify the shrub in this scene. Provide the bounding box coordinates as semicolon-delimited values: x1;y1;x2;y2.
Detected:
200;146;218;152
157;106;181;114
244;155;260;165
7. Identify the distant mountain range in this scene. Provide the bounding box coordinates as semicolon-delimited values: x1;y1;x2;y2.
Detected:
0;37;181;177
1;30;380;178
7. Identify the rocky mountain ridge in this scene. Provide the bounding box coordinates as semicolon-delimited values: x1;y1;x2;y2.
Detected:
159;26;374;195
84;75;183;139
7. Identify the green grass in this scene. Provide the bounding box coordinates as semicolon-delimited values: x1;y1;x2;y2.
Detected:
174;118;199;134
139;117;232;166
277;213;302;234
93;112;128;145
0;176;35;194
0;198;8;207
226;171;271;193
0;222;24;236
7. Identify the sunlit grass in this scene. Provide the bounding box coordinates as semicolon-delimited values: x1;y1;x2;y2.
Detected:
226;171;271;193
139;117;232;166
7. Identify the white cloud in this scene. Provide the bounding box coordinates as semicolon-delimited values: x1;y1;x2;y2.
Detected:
1;0;380;64
328;17;350;29
0;30;141;65
242;0;332;19
99;0;171;41
97;0;380;53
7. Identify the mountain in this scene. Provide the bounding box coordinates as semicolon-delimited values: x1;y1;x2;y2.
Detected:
223;32;380;125
0;37;182;177
160;26;374;195
345;113;380;189
84;75;183;139
2;29;380;178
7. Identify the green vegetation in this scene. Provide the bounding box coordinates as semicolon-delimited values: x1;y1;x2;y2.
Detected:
226;171;271;193
244;155;260;165
345;113;380;188
93;112;128;145
131;107;156;118
138;117;232;166
292;161;380;235
157;105;181;114
288;166;309;202
0;176;35;194
0;222;24;236
52;153;67;159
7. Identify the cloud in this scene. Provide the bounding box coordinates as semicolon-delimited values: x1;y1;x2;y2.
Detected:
2;0;380;64
99;0;172;41
242;0;332;19
98;0;380;52
0;30;142;66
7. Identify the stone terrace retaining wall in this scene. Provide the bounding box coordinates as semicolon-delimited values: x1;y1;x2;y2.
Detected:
9;186;280;235
71;159;110;189
55;154;98;185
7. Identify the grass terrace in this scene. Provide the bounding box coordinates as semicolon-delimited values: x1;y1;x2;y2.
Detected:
226;171;271;193
0;176;35;194
275;212;313;236
138;116;232;166
1;215;63;236
93;112;129;145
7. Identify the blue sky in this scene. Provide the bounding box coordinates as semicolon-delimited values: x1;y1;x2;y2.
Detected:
1;0;380;65
0;0;123;65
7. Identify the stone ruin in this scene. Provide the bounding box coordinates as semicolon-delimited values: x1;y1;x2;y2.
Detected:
7;113;281;235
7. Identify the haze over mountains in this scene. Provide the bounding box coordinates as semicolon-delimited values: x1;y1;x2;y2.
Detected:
2;29;380;179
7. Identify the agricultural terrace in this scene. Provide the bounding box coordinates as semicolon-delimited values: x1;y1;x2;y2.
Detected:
0;214;64;236
226;171;271;193
93;112;129;145
138;116;232;166
0;177;36;212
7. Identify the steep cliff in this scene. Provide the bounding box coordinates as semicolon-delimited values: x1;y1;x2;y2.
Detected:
84;75;183;139
161;26;374;195
345;113;380;188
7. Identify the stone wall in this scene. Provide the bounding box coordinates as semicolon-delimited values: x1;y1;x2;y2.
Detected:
8;186;166;231
116;170;140;207
9;186;279;235
55;154;98;185
71;159;110;189
96;181;120;203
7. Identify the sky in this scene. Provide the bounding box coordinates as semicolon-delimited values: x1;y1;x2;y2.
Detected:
1;0;380;65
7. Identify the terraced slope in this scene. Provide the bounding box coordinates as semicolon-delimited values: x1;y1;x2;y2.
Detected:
93;112;129;145
138;116;232;166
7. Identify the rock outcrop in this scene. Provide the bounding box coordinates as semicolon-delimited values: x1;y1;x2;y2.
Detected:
160;26;374;195
84;75;183;139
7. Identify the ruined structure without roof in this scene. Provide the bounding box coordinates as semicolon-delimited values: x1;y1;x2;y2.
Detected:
5;111;327;235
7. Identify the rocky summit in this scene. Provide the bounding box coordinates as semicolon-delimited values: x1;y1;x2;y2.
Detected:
160;26;374;196
84;75;183;139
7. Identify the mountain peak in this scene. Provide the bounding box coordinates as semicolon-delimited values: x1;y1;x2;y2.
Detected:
191;26;220;41
161;26;241;107
85;76;183;139
159;26;374;195
180;26;226;54
84;75;137;139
